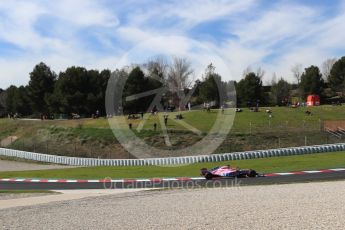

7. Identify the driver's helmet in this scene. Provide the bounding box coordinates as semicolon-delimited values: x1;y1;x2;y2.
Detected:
200;168;208;176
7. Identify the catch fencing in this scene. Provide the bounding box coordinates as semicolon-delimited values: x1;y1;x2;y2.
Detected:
1;143;345;166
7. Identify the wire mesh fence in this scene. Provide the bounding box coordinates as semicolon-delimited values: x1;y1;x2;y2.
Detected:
1;130;343;160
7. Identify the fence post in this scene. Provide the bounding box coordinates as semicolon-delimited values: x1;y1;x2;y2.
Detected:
319;119;322;131
305;136;307;146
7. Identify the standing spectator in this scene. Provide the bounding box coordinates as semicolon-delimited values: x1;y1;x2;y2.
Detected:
164;113;168;126
152;105;158;115
206;103;210;112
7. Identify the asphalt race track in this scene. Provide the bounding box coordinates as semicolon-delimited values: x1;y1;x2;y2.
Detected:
1;171;345;190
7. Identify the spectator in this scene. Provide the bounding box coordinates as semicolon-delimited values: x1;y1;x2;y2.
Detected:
221;104;225;114
95;110;100;118
164;114;168;126
206;103;210;112
152;105;158;115
176;114;183;120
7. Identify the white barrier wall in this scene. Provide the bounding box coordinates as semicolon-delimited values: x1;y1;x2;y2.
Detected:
0;143;345;167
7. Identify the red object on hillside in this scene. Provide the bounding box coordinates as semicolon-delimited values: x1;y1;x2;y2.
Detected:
307;94;320;106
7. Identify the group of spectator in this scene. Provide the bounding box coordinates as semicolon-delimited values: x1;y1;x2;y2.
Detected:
8;112;19;119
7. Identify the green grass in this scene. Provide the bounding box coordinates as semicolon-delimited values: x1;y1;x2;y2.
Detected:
2;105;341;137
1;105;345;157
1;151;344;179
85;105;345;133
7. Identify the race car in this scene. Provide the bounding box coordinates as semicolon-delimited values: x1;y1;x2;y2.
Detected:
200;165;260;180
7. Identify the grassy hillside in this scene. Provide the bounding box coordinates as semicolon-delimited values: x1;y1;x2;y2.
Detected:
1;105;344;158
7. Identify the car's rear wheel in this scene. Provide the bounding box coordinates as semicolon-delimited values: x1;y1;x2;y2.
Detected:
248;170;257;177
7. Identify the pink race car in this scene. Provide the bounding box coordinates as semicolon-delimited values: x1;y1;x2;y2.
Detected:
201;165;260;180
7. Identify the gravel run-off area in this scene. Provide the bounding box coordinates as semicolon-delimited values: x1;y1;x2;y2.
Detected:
0;193;55;201
1;180;345;229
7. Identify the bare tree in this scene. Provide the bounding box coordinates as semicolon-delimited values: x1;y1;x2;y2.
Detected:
168;57;194;92
167;57;194;110
144;56;168;83
204;63;216;79
256;67;265;79
271;72;277;85
291;64;303;84
242;66;252;78
242;66;265;78
321;58;337;82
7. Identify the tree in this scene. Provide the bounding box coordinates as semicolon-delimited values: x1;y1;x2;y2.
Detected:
167;57;194;91
236;72;264;107
5;86;17;113
271;77;291;105
291;64;303;84
27;62;56;114
198;64;225;106
0;88;6;116
299;65;324;98
52;67;109;115
167;57;194;109
328;56;345;94
321;58;337;82
144;56;168;83
122;67;161;114
5;85;31;115
0;88;5;108
255;67;265;79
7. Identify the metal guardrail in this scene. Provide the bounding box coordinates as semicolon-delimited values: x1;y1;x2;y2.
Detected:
1;143;345;166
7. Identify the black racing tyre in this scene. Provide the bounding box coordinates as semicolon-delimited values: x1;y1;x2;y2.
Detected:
205;173;213;180
248;170;257;177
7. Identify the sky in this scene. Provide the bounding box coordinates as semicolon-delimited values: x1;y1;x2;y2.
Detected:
1;0;345;89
